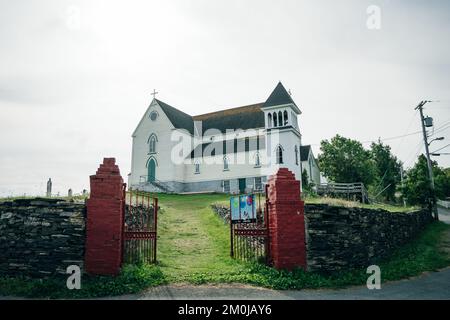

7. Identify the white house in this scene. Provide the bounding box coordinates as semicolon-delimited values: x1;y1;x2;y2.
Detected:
300;145;321;188
128;82;318;194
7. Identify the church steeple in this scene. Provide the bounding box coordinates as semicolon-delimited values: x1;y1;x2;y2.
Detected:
263;82;297;110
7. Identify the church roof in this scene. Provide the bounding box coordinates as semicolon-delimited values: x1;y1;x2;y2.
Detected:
193;103;265;133
154;82;297;135
300;145;312;162
263;82;297;108
155;99;195;135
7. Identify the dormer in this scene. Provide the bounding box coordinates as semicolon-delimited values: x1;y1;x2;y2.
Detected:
261;82;301;132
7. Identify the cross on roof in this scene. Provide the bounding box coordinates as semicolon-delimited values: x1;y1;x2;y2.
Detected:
151;89;159;99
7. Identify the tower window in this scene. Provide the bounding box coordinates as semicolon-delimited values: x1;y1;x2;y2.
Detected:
276;146;283;164
284;110;288;126
295;145;299;165
268;113;272;128
273;112;277;127
278;111;283;126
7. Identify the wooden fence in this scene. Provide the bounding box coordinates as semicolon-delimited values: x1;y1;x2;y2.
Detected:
317;182;369;203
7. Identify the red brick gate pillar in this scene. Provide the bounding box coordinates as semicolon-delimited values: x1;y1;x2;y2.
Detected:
85;158;125;275
267;168;307;270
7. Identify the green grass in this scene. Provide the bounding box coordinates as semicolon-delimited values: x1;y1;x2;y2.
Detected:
155;194;450;289
0;193;448;298
0;264;165;299
213;194;418;213
303;196;419;213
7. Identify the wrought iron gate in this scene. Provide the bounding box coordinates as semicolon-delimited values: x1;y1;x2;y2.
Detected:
230;191;270;264
122;189;158;264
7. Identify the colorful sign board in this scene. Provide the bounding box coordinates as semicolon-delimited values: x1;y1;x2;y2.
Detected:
230;194;256;222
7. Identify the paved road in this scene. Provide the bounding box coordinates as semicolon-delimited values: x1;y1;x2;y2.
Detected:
438;205;450;224
104;267;450;300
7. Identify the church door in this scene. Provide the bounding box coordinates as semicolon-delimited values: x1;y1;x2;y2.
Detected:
148;159;156;182
238;178;246;194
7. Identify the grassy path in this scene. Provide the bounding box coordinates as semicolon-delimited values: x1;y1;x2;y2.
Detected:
156;194;247;282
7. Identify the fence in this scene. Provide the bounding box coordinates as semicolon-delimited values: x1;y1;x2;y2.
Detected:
230;192;269;264
123;190;158;264
317;182;369;203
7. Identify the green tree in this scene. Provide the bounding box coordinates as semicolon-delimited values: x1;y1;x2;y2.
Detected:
318;135;375;186
403;154;449;205
302;169;312;192
370;140;402;202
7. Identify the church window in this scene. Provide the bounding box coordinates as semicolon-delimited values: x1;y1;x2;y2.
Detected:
150;111;158;121
295;145;299;165
223;156;229;171
284;110;288;126
276;145;283;164
194;161;200;174
273;112;278;127
149;135;157;153
254;177;262;191
254;152;261;167
278;111;283;126
223;180;230;193
268;113;272;128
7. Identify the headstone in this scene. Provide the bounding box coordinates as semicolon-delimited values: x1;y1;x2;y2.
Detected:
46;178;52;197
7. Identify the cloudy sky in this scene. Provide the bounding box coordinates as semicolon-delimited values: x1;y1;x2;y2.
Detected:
0;0;449;197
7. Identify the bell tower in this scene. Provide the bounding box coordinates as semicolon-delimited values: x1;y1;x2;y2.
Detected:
261;82;302;180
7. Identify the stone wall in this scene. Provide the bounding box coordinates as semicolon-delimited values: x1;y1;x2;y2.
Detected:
211;203;434;273
0;198;86;277
305;204;433;273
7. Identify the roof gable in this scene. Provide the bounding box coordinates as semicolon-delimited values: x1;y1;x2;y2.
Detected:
300;145;312;162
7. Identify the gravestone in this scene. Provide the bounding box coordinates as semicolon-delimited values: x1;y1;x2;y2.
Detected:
46;178;52;197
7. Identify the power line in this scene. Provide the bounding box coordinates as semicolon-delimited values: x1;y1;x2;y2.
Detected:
431;143;450;154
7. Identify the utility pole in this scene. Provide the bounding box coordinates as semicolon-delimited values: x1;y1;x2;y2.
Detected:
415;101;438;220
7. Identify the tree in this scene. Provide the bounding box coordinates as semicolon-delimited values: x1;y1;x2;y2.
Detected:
402;154;450;205
302;169;311;191
318;135;375;186
369;140;402;202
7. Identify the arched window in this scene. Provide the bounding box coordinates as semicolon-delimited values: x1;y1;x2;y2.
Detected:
295;145;299;165
149;134;157;153
278;111;283;126
194;161;200;174
254;152;261;167
223;156;229;171
284;110;288;126
273;112;278;127
268;113;272;128
276;146;283;164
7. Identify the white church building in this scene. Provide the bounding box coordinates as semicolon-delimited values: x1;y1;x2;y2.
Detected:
128;82;320;194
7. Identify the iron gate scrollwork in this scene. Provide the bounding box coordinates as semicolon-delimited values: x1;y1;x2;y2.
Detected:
122;188;158;264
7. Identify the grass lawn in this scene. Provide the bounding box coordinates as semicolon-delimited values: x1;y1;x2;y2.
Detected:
0;193;448;298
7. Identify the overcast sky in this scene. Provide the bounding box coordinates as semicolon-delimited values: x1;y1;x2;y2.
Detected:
0;0;449;197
